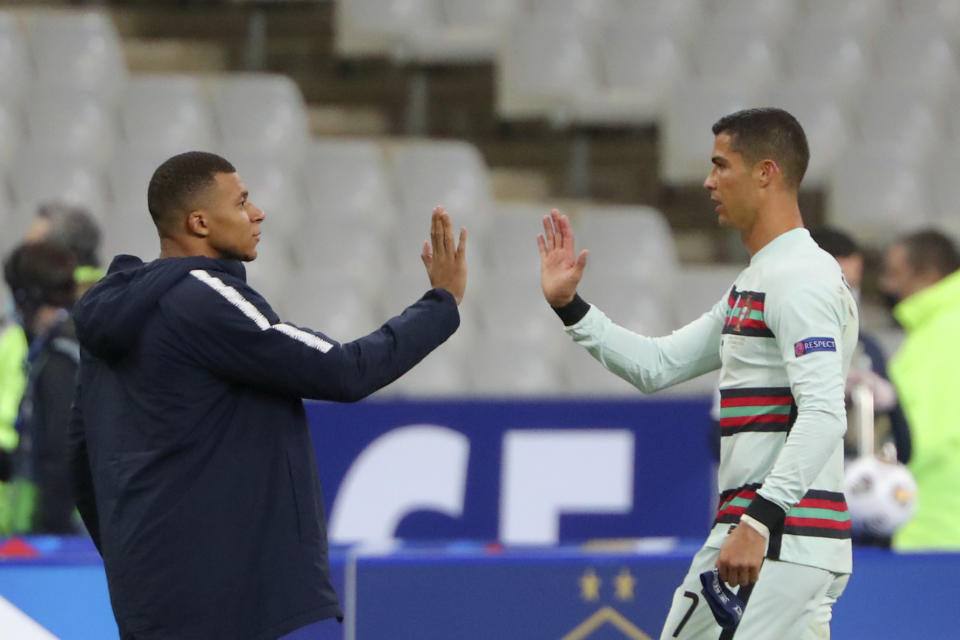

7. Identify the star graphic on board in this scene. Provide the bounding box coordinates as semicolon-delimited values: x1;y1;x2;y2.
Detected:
579;568;601;601
614;569;636;601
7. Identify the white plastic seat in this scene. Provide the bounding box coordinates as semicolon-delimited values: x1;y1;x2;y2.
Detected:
226;153;305;248
673;265;744;326
0;13;29;106
302;139;395;234
873;19;958;102
617;0;704;43
401;0;523;63
210;74;309;162
496;18;596;123
381;346;470;396
765;82;851;187
853;83;944;164
925;149;960;240
278;277;379;340
572;24;686;125
467;338;564;396
781;22;868;106
574;206;678;295
242;235;293;314
103;204;160;263
334;0;439;59
580;275;676;338
689;26;779;88
560;345;638;396
703;0;797;38
478;273;565;353
120;74;215;155
660;80;768;184
0;101;23;174
799;0;893;39
827;147;932;245
389;140;494;262
292;220;389;301
486;202;550;274
27;11;127;102
898;0;960;31
527;0;619;28
11;152;106;240
26;89;117;166
104;148;169;261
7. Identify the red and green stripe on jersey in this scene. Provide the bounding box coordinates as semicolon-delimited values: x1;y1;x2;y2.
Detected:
719;387;796;436
722;287;774;338
715;484;851;540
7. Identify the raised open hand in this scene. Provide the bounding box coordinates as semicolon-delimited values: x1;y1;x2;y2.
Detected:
537;209;588;307
421;206;467;305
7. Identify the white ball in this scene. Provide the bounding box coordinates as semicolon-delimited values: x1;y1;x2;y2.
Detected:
843;456;918;537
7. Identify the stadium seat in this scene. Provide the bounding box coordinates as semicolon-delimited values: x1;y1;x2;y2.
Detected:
660;80;768;184
10;152;107;245
104;148;169;260
799;0;893;39
0;101;23;175
527;0;619;28
224;152;306;249
210;73;310;162
572;24;686;126
26;89;117;166
389;139;494;263
467;338;566;395
853;82;944;164
617;0;704;44
897;0;960;31
478;273;565;352
579;274;675;338
673;264;743;326
496;18;595;123
26;11;127;102
120;74;216;155
0;12;29;106
243;234;294;315
765;82;851;187
925;149;960;240
279;276;380;339
560;345;638;396
103;204;159;263
302;138;395;234
703;0;797;38
827;147;932;246
402;0;524;63
334;0;439;59
486;202;550;274
780;22;868;106
688;26;780;88
292;220;390;301
381;344;470;396
574;206;678;295
873;18;958;102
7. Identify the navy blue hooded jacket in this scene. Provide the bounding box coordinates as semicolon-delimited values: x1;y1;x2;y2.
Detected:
69;255;459;639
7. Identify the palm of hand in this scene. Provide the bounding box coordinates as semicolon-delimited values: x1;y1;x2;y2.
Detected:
538;210;588;307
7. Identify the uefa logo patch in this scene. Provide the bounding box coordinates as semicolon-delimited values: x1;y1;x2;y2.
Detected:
794;337;836;357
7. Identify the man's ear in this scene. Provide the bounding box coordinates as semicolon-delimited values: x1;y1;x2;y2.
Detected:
755;159;779;188
186;210;210;237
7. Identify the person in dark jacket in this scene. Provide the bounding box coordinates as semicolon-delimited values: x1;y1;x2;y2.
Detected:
68;151;467;640
3;242;80;533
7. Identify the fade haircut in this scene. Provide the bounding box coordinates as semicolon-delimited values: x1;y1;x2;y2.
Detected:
147;151;236;233
810;227;859;260
899;229;960;277
712;108;810;190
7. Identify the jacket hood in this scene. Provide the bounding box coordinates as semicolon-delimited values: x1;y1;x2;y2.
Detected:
73;254;246;362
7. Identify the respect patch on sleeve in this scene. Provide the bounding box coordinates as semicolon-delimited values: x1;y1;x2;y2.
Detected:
794;337;836;357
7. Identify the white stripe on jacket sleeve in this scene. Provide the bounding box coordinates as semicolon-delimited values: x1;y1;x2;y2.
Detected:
190;269;334;353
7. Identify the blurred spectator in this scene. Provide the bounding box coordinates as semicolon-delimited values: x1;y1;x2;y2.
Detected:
810;227;911;464
2;242;80;534
0;203;102;533
880;230;960;551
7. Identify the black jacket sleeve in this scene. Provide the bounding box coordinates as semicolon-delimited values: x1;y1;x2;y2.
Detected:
68;373;101;553
164;275;460;402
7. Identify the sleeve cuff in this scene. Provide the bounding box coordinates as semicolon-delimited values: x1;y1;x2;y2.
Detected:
743;494;786;535
552;294;590;326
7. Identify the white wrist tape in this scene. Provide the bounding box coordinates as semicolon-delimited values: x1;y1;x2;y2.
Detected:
739;514;770;540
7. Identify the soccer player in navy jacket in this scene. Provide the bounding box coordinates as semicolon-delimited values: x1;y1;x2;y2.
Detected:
69;151;467;639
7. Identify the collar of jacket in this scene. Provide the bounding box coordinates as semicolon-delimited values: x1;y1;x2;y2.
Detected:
894;269;960;332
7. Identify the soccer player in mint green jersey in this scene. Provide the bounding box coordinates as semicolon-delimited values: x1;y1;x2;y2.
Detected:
539;108;858;640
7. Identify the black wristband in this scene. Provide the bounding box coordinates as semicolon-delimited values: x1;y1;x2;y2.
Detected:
743;494;786;535
552;294;590;326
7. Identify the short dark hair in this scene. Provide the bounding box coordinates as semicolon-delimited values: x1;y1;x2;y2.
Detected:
898;229;960;277
36;202;102;268
147;151;236;233
712;108;810;189
810;227;859;259
4;242;78;311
